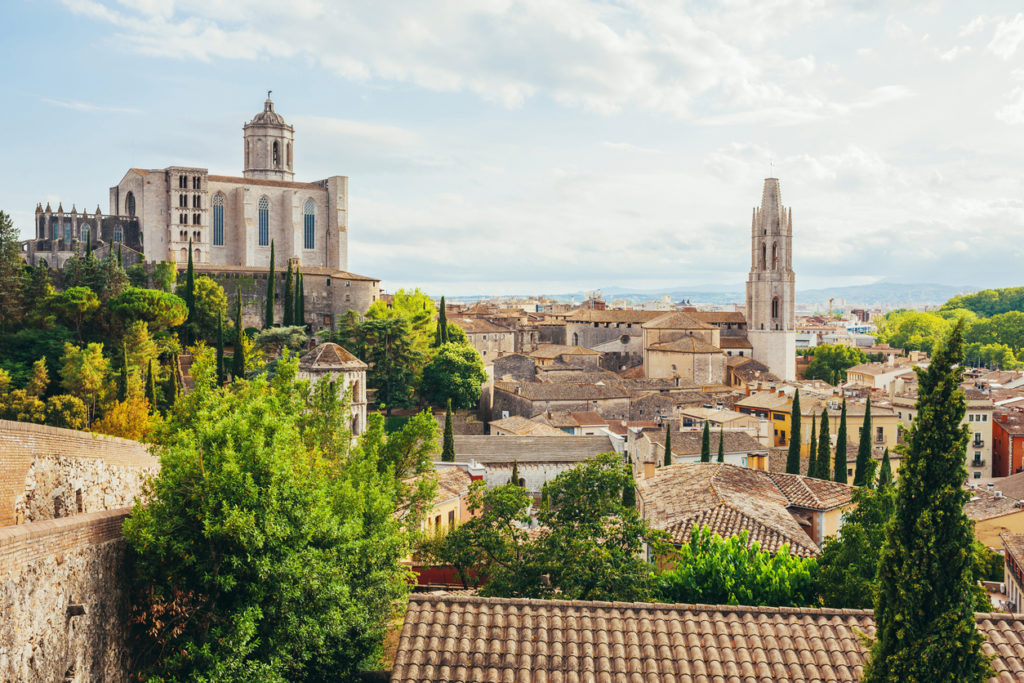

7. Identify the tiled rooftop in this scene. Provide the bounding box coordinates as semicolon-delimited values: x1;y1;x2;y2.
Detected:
493;382;629;401
647;337;723;354
391;594;1024;683
452;435;615;463
489;416;569;437
297;342;366;370
643;311;714;330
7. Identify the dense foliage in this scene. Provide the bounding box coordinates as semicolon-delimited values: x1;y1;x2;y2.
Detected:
803;344;867;385
124;350;438;681
420;341;487;409
657;527;818;607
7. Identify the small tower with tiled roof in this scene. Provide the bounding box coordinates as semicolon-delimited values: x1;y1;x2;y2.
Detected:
297;342;368;436
243;93;295;182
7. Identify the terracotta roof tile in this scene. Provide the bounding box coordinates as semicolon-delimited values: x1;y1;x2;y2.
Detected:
646;337;723;354
489;416;570;436
565;309;665;324
642;311;714;330
392;594;1024;682
298;342;366;370
452;435;615;463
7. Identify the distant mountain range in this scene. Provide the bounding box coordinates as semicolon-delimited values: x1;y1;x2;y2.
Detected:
455;282;975;308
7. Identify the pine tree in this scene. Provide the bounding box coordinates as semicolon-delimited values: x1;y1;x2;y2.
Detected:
264;240;275;329
215;311;226;386
864;322;992;682
232;288;245;381
145;358;158;408
878;448;893;489
807;413;818;478
283;261;294;327
786;389;802;474
442;399;455;462
664;425;672;466
118;342;129;402
835;398;849;483
510;460;520;487
816;408;831;479
854;400;873;486
700;421;711;462
717;426;725;462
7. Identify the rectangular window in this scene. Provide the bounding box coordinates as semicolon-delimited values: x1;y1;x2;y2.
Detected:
983;414;988;422
448;510;455;527
303;210;315;249
212;202;224;246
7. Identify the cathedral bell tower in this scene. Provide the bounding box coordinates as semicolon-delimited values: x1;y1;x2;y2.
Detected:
745;177;796;381
243;94;295;182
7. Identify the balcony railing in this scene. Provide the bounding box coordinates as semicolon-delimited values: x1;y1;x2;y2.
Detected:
972;458;987;468
973;439;985;448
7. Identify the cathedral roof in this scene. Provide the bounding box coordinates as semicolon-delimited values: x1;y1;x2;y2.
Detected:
248;97;289;126
207;174;321;191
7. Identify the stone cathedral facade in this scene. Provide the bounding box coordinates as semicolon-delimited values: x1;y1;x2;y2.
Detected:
745;177;797;381
22;97;380;331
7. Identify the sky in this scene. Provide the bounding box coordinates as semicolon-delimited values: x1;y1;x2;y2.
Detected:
2;1;1024;296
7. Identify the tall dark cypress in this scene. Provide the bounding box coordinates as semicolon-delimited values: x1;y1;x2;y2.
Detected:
786;389;802;474
834;398;849;483
854;400;873;486
864;322;991;682
264;240;275;329
807;413;818;478
438;296;449;345
145;358;158;408
164;355;179;411
215;311;226;386
878;447;893;489
700;421;710;463
664;425;672;466
442;399;455;462
295;268;305;328
85;231;93;259
510;460;520;487
717;426;725;462
184;238;195;344
116;243;123;269
232;287;245;380
283;261;294;327
118;343;129;402
816;408;831;479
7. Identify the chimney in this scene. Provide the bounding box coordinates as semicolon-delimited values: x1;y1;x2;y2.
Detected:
466;459;486;481
643;461;656;479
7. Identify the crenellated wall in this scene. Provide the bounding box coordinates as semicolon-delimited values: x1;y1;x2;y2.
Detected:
0;509;132;682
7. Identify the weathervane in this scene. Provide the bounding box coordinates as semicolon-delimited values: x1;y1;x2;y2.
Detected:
267;89;272;99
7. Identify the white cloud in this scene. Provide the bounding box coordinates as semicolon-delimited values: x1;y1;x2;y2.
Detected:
988;14;1024;59
41;98;141;114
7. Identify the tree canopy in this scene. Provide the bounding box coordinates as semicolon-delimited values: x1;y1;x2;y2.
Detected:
803;344;867;385
420;341;487;409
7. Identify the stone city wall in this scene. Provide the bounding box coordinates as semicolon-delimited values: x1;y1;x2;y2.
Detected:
0;419;157;527
0;509;132;682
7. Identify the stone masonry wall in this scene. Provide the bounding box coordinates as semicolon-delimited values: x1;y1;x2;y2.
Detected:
0;420;158;527
0;510;132;682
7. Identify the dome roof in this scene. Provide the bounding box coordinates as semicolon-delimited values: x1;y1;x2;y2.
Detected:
249;97;288;126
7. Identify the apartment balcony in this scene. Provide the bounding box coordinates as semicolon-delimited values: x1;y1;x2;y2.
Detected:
973;439;985;448
972;458;987;468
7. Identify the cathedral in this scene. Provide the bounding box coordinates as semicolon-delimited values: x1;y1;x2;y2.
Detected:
22;96;380;330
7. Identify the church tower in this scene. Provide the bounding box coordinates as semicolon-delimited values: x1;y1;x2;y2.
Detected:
243;94;295;182
745;177;796;381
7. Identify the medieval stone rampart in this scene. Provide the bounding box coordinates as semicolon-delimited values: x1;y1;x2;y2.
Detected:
0;509;132;682
0;419;157;526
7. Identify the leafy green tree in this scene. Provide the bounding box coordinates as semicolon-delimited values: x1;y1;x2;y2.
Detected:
124;351;433;681
963;342;1020;369
804;344;868;385
360;316;424;415
215;312;226;386
944;286;1024;318
664;425;672;466
787;389;801;474
44;394;88;430
854;400;873;486
864;322;993;682
152;261;177;293
442;399;455;462
108;287;188;333
176;275;227;342
817;483;897;608
118;343;129;402
816;408;831;479
874;309;953;354
283;260;294;327
700;421;710;462
835;398;849;483
622;471;636;509
366;288;436;362
232;288;245;380
48;286;100;341
0;210;25;328
420;341;486;409
717;426;725;462
657;526;818;607
58;342;109;420
254;325;309;358
265;240;275;328
25;358;48;398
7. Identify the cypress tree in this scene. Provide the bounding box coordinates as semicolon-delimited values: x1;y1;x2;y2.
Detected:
283;260;294;327
85;230;93;259
215;311;226;386
264;240;275;328
118;342;129;402
786;389;802;474
622;476;636;508
807;413;818;478
854;400;873;486
700;421;711;463
878;448;893;489
145;358;158;409
864;322;992;682
816;408;831;479
717;426;725;463
184;238;195;344
442;399;456;462
295;269;305;328
116;243;123;269
164;355;179;411
439;296;449;345
834;398;849;483
232;287;245;380
664;425;672;466
510;460;520;487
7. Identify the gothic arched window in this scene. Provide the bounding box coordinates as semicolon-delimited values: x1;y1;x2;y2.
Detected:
760;243;766;269
771;296;780;319
273;141;280;167
212;193;225;246
113;225;123;243
258;196;270;246
180;247;187;262
80;224;90;243
125;192;136;217
772;243;778;270
303;199;316;249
